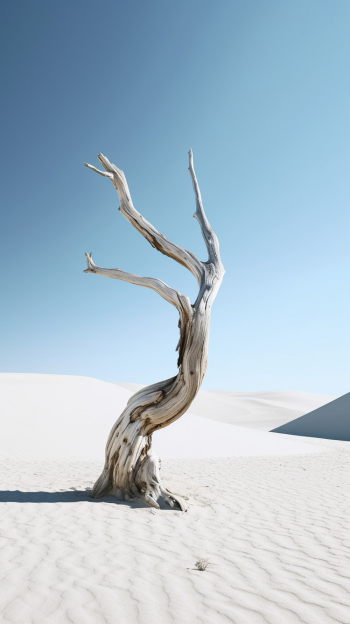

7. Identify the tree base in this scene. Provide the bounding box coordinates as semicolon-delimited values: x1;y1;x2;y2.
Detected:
90;449;187;511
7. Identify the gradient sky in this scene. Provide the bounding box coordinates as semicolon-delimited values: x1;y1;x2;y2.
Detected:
1;1;349;394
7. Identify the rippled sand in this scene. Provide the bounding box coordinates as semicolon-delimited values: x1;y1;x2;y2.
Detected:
1;374;349;623
1;447;349;624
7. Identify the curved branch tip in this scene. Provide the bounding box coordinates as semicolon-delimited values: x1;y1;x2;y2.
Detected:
84;161;113;178
84;251;96;272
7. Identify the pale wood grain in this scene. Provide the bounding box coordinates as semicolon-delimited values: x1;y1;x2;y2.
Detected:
84;151;224;509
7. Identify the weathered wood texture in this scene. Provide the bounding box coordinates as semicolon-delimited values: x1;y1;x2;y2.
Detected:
84;151;224;509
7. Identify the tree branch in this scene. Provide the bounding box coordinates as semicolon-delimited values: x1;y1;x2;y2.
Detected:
84;154;204;285
188;149;222;268
84;252;192;319
83;163;113;178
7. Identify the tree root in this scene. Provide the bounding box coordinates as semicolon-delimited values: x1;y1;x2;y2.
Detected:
91;448;187;511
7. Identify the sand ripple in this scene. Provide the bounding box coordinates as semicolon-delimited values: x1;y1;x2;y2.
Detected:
1;447;349;623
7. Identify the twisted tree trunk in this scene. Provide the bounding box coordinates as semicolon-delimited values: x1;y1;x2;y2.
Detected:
84;150;224;510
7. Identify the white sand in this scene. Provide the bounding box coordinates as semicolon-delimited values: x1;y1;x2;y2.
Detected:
1;374;349;623
116;383;336;431
1;374;323;461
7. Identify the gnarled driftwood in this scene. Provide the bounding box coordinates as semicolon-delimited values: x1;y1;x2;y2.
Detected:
84;150;224;510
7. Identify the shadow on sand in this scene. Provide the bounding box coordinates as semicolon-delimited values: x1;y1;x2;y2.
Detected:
0;489;174;509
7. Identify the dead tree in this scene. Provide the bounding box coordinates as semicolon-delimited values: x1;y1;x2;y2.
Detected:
84;150;224;510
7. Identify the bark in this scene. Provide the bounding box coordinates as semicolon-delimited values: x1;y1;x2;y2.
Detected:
84;150;224;510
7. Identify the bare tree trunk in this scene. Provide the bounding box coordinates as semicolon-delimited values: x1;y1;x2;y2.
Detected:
83;150;224;510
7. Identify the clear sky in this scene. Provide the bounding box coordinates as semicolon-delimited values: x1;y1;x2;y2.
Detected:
1;1;349;395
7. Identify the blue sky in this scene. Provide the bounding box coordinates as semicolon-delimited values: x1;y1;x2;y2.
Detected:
1;1;349;394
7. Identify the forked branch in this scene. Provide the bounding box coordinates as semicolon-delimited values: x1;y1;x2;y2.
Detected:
84;154;204;284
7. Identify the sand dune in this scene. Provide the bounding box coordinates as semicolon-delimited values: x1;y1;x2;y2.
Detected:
272;392;350;441
0;374;323;461
0;374;131;461
1;374;349;624
116;382;336;431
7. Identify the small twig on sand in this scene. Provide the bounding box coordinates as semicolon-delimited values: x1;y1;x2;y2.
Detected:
195;559;210;571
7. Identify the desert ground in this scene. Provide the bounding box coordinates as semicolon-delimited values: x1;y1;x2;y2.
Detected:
1;374;349;624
